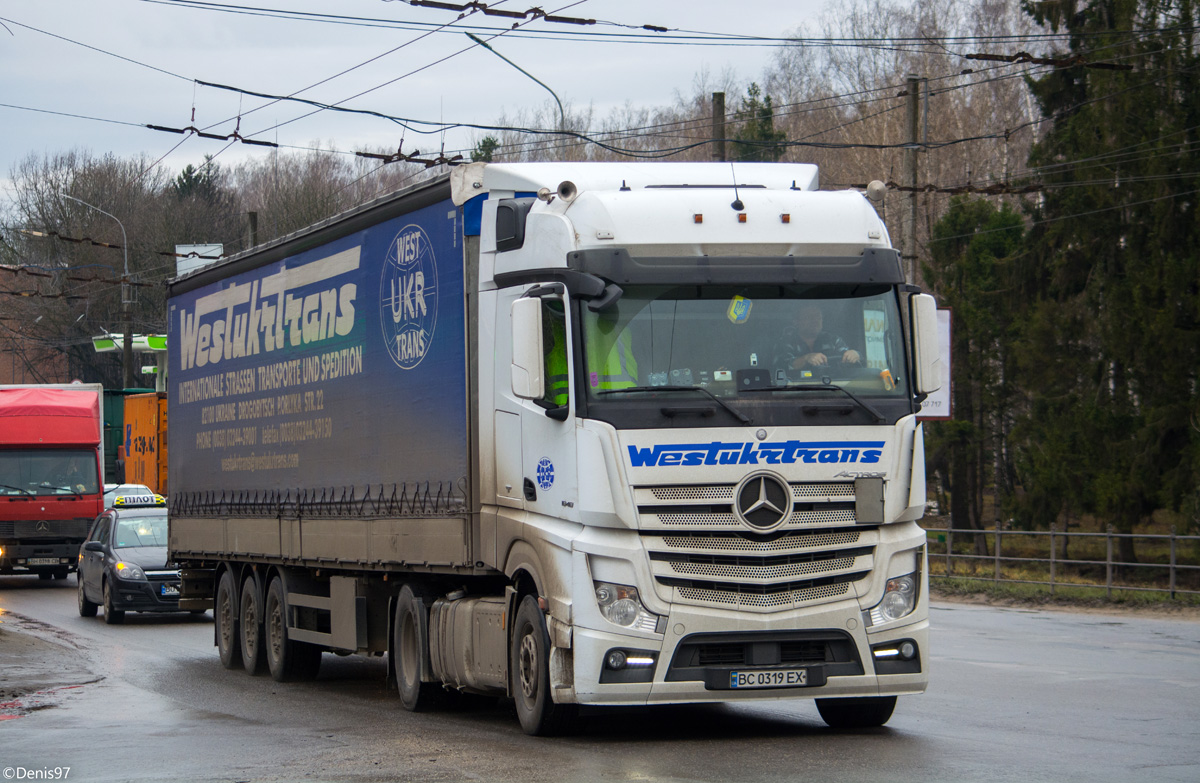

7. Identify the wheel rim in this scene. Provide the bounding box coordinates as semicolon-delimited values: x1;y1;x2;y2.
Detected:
218;586;234;651
267;594;283;662
518;631;539;701
104;582;112;612
78;580;85;611
243;594;257;656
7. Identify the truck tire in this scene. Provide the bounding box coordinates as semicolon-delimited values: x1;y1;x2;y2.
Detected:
78;576;97;617
102;580;125;624
239;577;266;675
393;584;446;711
216;571;243;670
264;576;321;682
511;595;578;736
815;696;897;729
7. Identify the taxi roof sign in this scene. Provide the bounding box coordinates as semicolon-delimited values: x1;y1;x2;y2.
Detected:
113;493;166;508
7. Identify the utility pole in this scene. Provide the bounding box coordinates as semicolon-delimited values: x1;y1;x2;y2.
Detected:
902;74;920;284
122;281;134;389
711;92;726;162
62;194;135;389
247;211;259;249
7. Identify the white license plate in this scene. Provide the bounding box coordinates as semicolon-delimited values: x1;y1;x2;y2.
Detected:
730;669;808;689
160;584;180;597
27;557;60;566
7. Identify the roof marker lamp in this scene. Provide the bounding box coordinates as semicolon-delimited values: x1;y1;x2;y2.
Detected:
866;573;917;626
594;582;660;632
115;561;147;581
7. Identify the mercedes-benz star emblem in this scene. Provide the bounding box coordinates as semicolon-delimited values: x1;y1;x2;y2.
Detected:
734;473;792;530
35;520;50;533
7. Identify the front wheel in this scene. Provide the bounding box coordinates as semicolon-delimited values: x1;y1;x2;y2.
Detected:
102;580;125;625
511;595;577;736
816;696;897;729
215;571;242;670
78;576;97;617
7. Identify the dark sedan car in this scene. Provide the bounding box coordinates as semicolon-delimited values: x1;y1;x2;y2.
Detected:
77;494;194;624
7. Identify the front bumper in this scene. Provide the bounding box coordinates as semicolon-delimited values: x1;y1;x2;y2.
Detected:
0;543;78;573
570;598;928;705
109;575;183;612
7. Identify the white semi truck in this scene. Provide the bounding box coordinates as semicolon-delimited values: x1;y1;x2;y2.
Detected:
167;162;940;735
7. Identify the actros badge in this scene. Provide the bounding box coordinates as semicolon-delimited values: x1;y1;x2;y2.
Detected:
380;224;438;369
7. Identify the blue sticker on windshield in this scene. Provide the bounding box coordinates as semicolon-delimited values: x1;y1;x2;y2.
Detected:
727;296;752;324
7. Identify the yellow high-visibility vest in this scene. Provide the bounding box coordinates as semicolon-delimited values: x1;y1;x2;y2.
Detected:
587;330;637;390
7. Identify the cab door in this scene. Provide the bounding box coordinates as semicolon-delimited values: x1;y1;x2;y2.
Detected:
518;290;577;523
498;285;579;523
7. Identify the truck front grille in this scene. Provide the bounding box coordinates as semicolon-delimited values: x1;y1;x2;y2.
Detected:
638;482;875;613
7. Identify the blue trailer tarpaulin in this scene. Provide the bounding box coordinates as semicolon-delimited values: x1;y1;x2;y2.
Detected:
167;198;467;498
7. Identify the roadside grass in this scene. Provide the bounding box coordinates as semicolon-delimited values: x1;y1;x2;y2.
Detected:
930;573;1200;609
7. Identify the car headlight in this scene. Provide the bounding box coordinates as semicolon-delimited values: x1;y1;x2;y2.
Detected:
114;562;147;581
594;582;660;633
867;572;918;626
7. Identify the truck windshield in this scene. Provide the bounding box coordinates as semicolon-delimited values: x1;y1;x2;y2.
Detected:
580;284;909;404
0;449;100;496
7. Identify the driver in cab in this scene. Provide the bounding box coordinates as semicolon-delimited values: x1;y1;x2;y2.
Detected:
774;302;860;370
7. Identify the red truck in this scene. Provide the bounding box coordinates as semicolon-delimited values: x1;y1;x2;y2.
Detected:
0;384;105;579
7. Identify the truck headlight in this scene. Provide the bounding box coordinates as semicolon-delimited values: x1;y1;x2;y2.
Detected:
594;582;660;632
115;562;147;581
867;573;917;625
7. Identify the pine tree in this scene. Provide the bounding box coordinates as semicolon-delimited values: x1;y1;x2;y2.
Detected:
732;84;787;162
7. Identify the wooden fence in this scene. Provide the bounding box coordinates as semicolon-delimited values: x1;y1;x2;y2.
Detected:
922;523;1200;598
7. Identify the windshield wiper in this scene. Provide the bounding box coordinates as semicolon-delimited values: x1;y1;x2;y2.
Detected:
43;484;83;497
0;483;33;496
743;383;886;423
597;385;751;424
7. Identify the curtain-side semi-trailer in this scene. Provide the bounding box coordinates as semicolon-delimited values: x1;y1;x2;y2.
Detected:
0;384;105;578
167;162;941;735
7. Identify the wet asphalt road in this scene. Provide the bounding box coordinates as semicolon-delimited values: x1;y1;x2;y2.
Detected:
1;574;1197;783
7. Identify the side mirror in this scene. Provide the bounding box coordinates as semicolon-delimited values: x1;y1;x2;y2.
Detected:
911;294;942;395
511;297;545;400
84;541;104;552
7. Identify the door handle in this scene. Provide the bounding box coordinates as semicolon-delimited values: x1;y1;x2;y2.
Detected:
523;478;537;502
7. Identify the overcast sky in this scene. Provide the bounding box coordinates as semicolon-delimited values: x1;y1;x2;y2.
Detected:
0;0;828;199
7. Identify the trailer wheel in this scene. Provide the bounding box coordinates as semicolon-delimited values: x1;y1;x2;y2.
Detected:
239;577;266;675
393;584;446;711
77;575;97;617
216;571;243;669
511;595;578;736
815;696;897;729
264;576;321;682
102;579;125;625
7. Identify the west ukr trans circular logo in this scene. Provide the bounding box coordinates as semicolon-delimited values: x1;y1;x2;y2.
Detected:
380;224;438;369
536;457;555;491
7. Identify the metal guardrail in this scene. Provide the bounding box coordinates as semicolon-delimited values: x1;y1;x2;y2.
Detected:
922;523;1200;598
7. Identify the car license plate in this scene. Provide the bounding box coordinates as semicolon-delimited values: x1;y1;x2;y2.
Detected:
730;669;808;689
160;584;180;597
27;557;59;566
